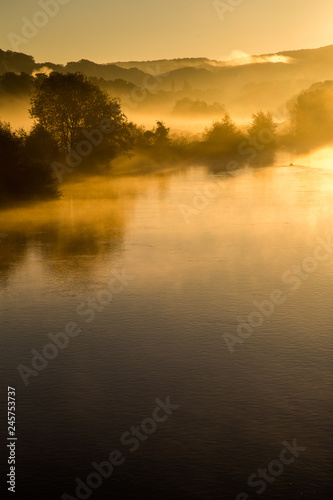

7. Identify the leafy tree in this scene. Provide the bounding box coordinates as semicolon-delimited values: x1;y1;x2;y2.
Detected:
0;120;59;204
247;111;277;148
130;121;171;148
0;72;34;96
203;114;244;153
173;98;225;116
0;120;21;166
143;129;155;145
125;123;154;147
29;72;130;155
24;124;59;163
288;81;333;150
154;121;170;145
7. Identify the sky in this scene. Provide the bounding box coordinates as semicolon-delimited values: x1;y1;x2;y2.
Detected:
1;0;333;64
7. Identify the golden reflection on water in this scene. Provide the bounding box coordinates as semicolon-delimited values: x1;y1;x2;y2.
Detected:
0;175;171;284
295;146;333;168
1;154;333;292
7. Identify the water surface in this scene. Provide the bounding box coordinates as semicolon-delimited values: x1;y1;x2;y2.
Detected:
1;154;333;499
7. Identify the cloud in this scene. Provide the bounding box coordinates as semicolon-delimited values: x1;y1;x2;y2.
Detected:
218;50;293;66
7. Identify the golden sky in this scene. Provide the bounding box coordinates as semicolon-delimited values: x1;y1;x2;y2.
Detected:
1;0;333;63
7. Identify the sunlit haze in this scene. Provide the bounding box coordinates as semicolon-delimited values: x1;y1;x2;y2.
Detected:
0;0;332;63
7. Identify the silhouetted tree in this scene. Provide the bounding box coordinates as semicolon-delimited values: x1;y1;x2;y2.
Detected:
24;124;58;163
173;98;225;117
0;72;34;95
0;120;59;204
154;121;170;145
203;114;245;152
248;111;277;148
288;81;333;151
143;130;155;145
30;72;130;155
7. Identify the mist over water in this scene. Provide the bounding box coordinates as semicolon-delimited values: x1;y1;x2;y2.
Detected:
1;42;333;500
1;152;333;499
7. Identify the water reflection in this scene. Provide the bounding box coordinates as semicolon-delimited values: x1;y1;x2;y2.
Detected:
0;175;172;286
1;156;333;500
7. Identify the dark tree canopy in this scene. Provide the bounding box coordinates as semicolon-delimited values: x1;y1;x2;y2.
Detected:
24;124;59;163
246;111;278;152
173;98;225;117
289;81;333;151
0;49;35;75
0;72;34;96
0;120;59;204
248;112;277;138
29;72;129;154
154;121;170;145
203;114;245;153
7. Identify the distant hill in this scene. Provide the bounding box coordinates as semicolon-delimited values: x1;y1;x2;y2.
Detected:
279;44;333;63
113;58;218;73
1;44;333;117
61;60;149;86
3;43;333;81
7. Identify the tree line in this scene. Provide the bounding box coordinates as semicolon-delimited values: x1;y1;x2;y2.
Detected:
1;71;333;205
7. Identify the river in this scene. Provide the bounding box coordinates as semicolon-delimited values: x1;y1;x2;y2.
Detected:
1;151;333;499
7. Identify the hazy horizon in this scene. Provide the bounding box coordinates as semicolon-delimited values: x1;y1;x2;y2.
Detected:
3;41;333;67
1;0;333;64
